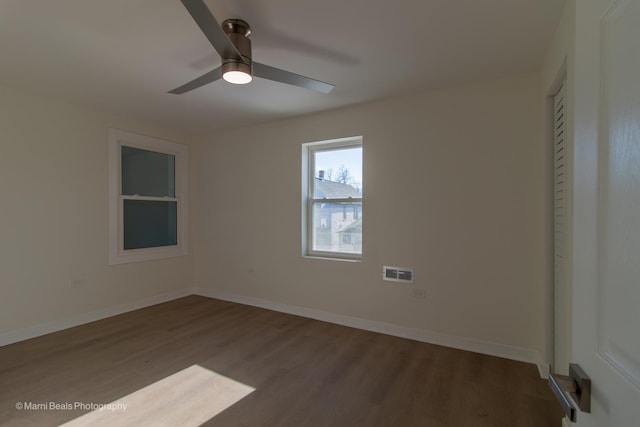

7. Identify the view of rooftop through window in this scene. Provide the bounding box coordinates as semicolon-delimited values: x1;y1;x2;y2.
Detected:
314;147;362;193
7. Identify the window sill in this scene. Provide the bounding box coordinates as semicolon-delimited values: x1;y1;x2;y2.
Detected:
303;255;362;263
109;246;188;265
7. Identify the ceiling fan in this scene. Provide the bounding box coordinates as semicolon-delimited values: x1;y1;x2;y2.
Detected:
169;0;335;95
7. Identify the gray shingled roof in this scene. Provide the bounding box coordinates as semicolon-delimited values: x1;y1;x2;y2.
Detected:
314;178;361;198
339;217;362;233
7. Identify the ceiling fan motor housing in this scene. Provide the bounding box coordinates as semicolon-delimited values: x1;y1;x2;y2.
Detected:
221;19;252;76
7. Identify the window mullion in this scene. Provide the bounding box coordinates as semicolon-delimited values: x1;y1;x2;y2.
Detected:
121;195;179;202
311;197;362;204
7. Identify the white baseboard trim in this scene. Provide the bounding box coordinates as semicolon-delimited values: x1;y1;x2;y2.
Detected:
194;287;548;377
537;361;551;379
0;288;192;348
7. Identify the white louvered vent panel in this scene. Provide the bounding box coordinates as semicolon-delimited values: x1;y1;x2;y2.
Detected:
383;266;414;283
553;82;567;259
553;81;567;372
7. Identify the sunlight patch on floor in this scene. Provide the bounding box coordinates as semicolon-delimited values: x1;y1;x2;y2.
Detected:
59;365;255;427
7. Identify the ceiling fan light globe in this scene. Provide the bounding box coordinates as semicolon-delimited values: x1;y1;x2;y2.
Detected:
223;70;252;84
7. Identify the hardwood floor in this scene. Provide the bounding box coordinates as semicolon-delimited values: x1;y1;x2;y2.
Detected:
0;296;563;426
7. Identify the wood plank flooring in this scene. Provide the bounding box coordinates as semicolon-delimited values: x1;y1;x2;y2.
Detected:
0;296;563;426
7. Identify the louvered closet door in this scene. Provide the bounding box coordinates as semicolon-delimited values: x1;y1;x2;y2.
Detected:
553;81;567;373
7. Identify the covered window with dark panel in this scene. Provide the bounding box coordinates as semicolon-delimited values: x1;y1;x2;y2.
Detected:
121;146;177;250
108;128;188;265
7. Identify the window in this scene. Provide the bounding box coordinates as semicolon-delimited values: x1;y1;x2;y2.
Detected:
302;137;363;259
108;129;188;264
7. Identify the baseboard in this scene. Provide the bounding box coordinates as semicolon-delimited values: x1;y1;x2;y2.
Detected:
194;287;547;376
537;361;551;379
0;288;192;348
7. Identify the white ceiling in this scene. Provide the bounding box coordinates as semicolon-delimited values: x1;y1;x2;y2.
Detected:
0;0;565;135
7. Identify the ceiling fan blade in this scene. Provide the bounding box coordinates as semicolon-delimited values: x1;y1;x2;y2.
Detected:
168;67;222;94
253;62;334;94
180;0;244;63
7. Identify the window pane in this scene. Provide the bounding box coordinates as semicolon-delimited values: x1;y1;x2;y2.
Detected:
313;147;362;198
312;201;362;254
121;146;175;197
124;200;177;250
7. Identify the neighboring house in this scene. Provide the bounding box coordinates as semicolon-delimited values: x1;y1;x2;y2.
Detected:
338;216;362;252
313;174;362;253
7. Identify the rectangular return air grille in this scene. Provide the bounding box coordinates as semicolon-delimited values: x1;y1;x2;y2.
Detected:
383;266;414;283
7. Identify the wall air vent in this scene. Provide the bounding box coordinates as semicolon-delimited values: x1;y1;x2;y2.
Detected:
383;266;414;283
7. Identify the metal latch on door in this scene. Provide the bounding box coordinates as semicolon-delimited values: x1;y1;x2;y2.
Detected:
548;363;591;422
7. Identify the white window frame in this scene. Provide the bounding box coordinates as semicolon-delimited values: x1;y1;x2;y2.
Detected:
302;136;363;260
108;128;188;265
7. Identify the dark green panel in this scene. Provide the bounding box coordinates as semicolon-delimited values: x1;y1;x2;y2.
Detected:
124;200;177;250
121;146;175;197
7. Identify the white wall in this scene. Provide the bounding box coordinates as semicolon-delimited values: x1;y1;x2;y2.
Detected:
0;84;194;338
193;72;547;360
